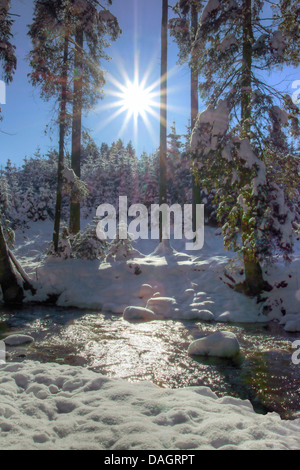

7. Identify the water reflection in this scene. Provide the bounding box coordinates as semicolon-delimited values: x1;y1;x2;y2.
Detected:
0;306;299;419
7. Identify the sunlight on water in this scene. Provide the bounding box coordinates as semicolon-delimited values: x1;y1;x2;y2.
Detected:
1;306;300;419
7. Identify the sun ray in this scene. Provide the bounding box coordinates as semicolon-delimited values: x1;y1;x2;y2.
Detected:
98;44;186;148
117;110;134;139
95;106;128;133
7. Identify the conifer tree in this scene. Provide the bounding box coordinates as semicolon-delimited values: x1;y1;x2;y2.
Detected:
0;0;16;84
28;0;121;241
170;0;204;229
0;1;29;303
0;0;16;121
190;0;300;295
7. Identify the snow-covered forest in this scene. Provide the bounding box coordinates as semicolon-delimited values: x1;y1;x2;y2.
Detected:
0;129;197;225
0;0;300;453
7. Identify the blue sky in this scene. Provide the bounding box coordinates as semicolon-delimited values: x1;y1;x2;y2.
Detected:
0;0;299;166
0;0;191;166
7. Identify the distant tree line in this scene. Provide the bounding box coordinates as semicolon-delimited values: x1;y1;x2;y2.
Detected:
0;128;219;228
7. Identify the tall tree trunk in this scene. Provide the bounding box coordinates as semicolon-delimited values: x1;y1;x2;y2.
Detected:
241;0;253;141
191;2;201;234
159;0;168;241
53;34;69;251
69;28;83;235
0;222;24;304
240;0;269;295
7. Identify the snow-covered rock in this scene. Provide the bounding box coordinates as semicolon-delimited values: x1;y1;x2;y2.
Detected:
188;331;240;358
4;335;34;346
218;311;232;323
146;297;177;318
284;318;300;333
123;306;156;322
183;288;195;298
139;284;154;299
191;309;215;322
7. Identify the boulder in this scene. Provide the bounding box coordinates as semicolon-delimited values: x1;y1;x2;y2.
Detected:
188;331;240;358
4;335;34;347
123;306;156;322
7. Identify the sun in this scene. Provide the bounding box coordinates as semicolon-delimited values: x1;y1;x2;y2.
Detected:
99;70;161;145
119;79;154;118
94;52;182;146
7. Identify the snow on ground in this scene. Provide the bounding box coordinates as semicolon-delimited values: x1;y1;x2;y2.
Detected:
1;360;300;451
12;222;300;326
1;222;299;450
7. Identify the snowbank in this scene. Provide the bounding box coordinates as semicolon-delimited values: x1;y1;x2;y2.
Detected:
25;227;266;324
13;223;300;325
0;360;300;450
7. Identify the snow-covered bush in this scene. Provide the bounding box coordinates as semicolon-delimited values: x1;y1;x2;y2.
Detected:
49;220;106;261
72;220;106;260
48;225;73;259
105;224;141;262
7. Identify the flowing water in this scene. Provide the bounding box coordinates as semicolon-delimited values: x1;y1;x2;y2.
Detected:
0;306;300;420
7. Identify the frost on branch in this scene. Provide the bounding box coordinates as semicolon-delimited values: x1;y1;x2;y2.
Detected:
99;10;116;23
217;34;238;53
200;0;220;25
191;100;230;156
270;106;289;126
62;167;88;203
270;31;286;58
0;0;10;12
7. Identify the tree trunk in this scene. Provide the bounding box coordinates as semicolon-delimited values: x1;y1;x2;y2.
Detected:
53;34;69;251
240;0;269;295
241;0;253;140
69;28;83;235
8;249;36;296
0;223;24;304
190;2;201;233
159;0;168;241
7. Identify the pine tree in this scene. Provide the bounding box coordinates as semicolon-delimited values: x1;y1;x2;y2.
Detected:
0;0;16;85
170;0;204;229
68;1;121;235
0;171;10;216
190;0;300;295
167;122;183;203
0;2;29;304
28;0;121;241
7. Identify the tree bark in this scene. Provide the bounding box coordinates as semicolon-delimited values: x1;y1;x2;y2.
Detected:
240;0;270;295
69;28;83;235
159;0;168;241
190;2;201;234
8;249;36;296
53;33;69;251
0;223;24;304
